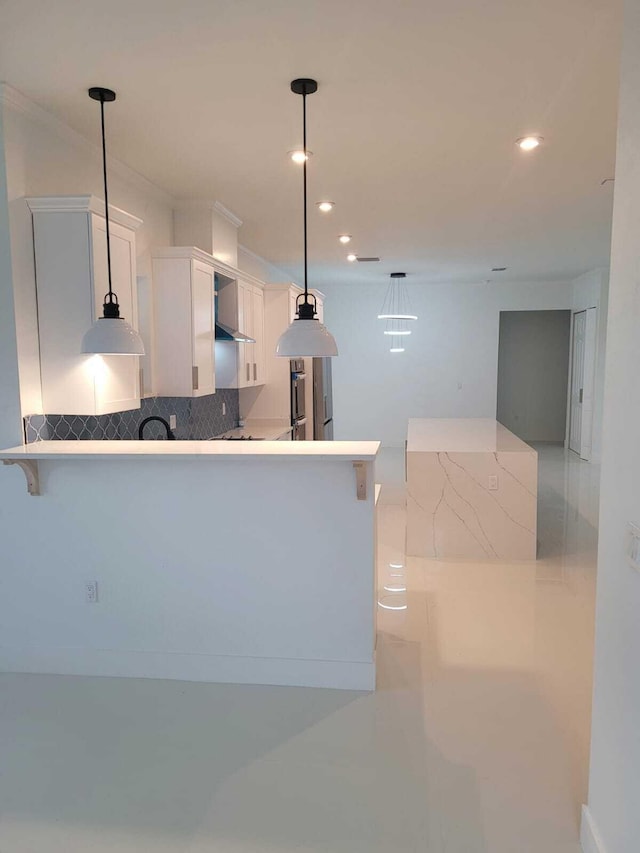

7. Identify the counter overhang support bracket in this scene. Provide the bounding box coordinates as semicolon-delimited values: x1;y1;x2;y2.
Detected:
3;459;41;496
352;461;367;501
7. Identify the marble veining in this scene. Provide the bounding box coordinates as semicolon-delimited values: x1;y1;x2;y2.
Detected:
406;420;538;560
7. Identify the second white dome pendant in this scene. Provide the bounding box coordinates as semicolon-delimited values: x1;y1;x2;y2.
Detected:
276;79;338;358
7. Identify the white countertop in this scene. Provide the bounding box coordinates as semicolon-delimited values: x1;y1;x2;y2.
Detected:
0;440;380;461
215;422;292;441
407;418;536;454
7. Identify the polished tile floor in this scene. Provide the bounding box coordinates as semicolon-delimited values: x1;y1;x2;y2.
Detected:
0;445;598;852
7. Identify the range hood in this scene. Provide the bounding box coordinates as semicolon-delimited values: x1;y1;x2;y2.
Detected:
214;284;255;343
215;319;255;343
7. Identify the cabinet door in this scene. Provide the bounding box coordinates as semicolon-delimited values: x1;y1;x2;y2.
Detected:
238;281;253;387
289;290;299;324
90;215;141;414
252;287;265;385
190;260;215;396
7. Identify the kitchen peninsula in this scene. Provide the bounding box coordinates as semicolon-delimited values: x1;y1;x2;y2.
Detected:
406;418;537;560
0;440;380;690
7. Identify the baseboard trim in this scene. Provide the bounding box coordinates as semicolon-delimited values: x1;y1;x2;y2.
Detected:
0;646;376;691
581;805;607;853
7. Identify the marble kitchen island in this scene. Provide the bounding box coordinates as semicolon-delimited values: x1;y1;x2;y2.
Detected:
0;440;379;690
406;418;537;560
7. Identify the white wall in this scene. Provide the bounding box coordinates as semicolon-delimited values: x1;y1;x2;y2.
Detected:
571;268;609;463
237;243;293;284
321;278;574;446
0;97;23;448
582;1;640;850
1;84;175;413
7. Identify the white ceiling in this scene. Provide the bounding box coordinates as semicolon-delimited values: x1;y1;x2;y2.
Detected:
0;0;621;287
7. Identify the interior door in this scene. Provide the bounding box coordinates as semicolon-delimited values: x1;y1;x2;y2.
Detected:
569;310;586;454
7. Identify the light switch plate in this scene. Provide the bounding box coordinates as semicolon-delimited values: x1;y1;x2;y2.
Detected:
169;414;177;429
627;523;640;572
488;475;499;491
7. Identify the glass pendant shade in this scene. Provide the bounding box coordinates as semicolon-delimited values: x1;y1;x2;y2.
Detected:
276;319;338;357
81;317;145;355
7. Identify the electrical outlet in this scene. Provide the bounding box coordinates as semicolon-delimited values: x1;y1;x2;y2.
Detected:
169;414;177;429
488;475;499;491
85;581;99;603
222;402;226;416
627;523;640;571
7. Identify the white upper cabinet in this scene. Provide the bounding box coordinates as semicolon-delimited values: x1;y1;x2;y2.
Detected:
152;248;216;397
27;195;142;416
215;274;266;389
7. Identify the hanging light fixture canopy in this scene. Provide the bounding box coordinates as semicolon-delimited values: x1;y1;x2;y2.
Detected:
81;87;145;356
276;78;338;358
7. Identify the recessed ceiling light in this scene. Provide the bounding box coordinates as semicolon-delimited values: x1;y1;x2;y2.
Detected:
383;330;411;336
347;253;357;262
516;136;543;151
316;201;335;212
389;348;405;353
338;235;352;244
289;149;312;163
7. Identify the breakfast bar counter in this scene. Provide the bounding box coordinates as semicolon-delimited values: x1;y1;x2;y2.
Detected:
0;439;380;691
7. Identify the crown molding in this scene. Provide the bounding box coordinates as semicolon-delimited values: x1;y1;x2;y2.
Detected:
173;199;242;228
238;243;294;282
213;201;242;228
26;194;143;230
0;82;175;207
151;245;265;288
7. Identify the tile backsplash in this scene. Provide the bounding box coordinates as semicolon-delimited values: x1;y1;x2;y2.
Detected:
23;390;239;443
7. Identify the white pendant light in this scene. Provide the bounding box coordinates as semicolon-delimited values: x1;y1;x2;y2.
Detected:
276;78;338;358
81;87;145;356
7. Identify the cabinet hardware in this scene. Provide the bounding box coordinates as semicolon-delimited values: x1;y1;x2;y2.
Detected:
253;363;257;381
192;366;199;391
139;367;144;393
579;388;584;403
246;363;250;382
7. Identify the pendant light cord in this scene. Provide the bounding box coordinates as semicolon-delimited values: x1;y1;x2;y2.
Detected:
99;93;115;306
302;90;309;302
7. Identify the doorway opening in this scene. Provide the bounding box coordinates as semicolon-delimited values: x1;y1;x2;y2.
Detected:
497;310;571;443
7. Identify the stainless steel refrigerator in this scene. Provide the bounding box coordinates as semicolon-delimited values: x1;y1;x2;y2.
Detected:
313;357;334;440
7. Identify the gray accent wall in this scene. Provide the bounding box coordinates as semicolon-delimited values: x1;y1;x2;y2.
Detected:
23;389;239;442
496;310;571;443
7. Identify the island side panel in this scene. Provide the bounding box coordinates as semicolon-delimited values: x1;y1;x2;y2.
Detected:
406;449;537;560
0;456;376;690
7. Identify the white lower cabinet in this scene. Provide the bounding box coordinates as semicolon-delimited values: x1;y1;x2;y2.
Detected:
152;248;216;397
27;195;142;416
